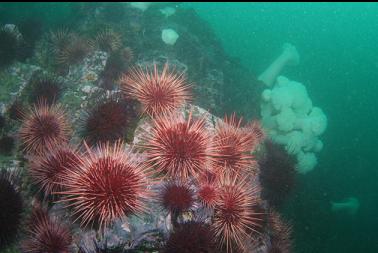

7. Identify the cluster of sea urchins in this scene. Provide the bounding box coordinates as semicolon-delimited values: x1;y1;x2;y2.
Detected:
19;99;152;234
13;62;292;253
121;63;276;252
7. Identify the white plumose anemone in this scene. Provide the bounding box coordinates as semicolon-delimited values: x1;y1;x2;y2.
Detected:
162;28;179;45
261;76;327;174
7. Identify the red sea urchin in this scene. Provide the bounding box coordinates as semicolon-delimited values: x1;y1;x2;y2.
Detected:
198;183;218;209
29;145;80;199
0;114;5;129
144;111;213;181
7;99;26;121
259;140;296;208
19;102;71;155
246;120;265;146
213;113;261;176
21;205;72;253
163;221;217;253
82;97;138;145
160;181;195;215
27;73;64;106
268;210;293;253
48;28;75;55
94;28;122;53
58;141;152;231
57;35;92;66
0;169;23;251
120;63;191;116
213;175;263;253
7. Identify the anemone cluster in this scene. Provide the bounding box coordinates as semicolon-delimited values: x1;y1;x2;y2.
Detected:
261;76;327;174
0;3;295;253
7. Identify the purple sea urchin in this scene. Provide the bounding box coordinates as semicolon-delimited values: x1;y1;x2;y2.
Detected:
82;97;138;145
164;221;217;253
259;140;296;207
160;181;195;215
0;170;23;251
27;73;64;105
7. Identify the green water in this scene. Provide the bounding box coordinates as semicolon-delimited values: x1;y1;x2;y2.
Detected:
1;2;377;253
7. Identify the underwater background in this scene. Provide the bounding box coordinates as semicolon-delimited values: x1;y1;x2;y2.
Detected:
0;2;377;253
